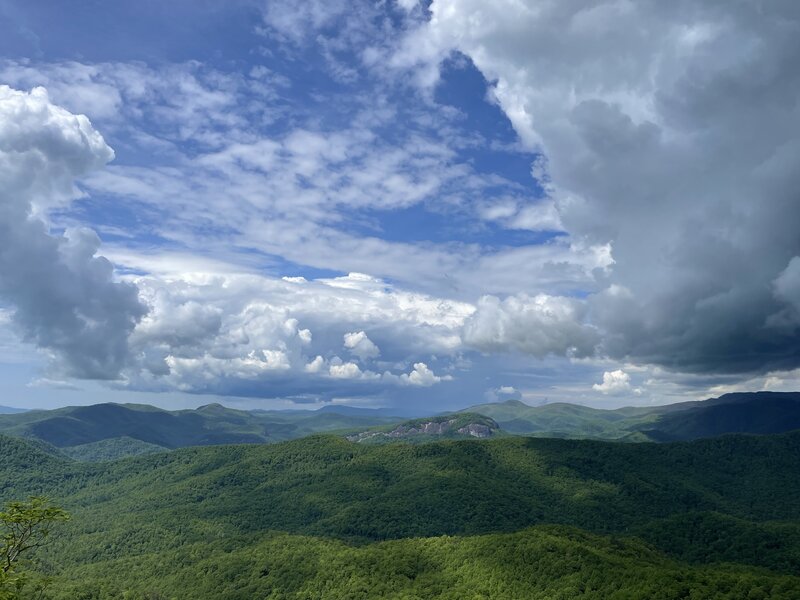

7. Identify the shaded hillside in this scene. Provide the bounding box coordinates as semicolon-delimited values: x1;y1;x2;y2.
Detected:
59;436;168;461
0;402;402;459
3;431;800;597
462;392;800;442
641;392;800;441
3;431;800;560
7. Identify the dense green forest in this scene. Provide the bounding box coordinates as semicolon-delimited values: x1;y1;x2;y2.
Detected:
45;527;800;599
2;428;800;597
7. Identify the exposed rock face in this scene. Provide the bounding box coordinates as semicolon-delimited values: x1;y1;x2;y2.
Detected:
346;416;498;443
391;420;452;436
457;423;493;438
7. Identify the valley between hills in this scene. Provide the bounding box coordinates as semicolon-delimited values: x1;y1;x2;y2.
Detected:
1;392;800;598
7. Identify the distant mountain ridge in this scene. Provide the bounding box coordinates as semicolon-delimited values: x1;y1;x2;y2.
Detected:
460;392;800;442
0;402;401;460
2;391;799;460
639;391;800;441
0;404;27;414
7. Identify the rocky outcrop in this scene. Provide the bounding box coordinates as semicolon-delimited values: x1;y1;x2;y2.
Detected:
456;423;493;438
346;414;498;443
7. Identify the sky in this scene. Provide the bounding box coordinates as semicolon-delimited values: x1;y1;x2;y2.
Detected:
0;0;799;412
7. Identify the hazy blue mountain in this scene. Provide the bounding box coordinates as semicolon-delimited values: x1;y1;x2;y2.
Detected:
0;402;402;459
0;404;27;414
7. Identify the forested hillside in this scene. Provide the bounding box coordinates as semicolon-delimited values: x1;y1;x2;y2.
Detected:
48;527;800;599
2;430;800;597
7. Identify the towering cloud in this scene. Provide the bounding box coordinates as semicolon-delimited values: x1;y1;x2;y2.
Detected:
0;86;145;378
462;294;597;358
408;0;800;375
120;272;466;398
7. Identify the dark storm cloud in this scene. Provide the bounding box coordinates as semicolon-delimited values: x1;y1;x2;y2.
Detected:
416;0;800;375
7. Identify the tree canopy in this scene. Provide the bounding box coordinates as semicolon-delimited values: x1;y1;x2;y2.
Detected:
1;497;69;600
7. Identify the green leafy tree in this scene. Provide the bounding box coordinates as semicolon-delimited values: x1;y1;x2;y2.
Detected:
0;498;69;600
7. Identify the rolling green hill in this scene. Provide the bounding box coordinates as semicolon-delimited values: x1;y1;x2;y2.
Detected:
0;402;402;460
2;429;800;597
461;392;800;441
47;527;800;599
0;433;800;600
458;399;657;439
4;392;799;462
4;394;800;597
6;430;796;541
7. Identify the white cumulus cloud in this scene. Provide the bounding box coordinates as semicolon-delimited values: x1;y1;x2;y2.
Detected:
593;370;642;396
462;294;598;358
343;330;381;360
0;85;145;379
